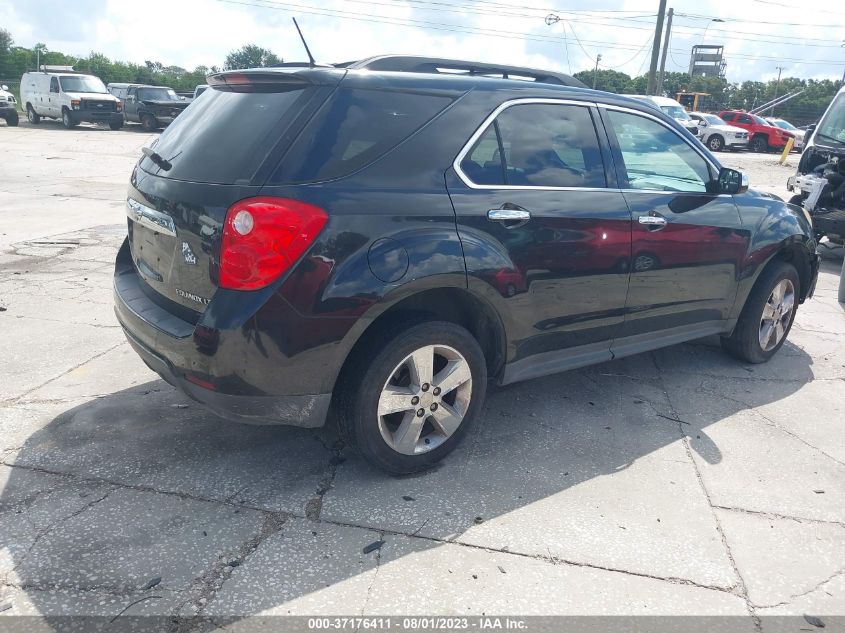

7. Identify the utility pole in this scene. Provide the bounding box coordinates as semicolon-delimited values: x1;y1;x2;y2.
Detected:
657;7;673;96
646;0;668;95
592;54;602;89
770;66;784;116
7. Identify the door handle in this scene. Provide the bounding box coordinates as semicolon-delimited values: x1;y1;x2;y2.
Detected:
638;214;668;230
488;208;531;228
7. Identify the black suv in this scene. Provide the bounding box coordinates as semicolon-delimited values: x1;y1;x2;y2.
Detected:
114;56;819;474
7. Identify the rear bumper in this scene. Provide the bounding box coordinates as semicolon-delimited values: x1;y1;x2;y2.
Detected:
113;240;331;427
120;325;331;427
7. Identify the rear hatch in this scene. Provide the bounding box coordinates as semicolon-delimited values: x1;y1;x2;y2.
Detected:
127;69;341;314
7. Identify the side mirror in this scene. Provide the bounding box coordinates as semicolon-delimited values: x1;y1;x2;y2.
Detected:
717;167;748;195
699;119;708;127
1;85;7;91
805;123;817;141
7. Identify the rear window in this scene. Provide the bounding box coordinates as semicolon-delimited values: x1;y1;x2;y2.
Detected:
273;88;453;183
139;85;314;184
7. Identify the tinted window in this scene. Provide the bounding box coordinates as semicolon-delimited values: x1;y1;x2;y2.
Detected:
50;77;59;93
140;85;313;185
607;110;712;193
721;112;735;121
738;115;753;124
277;88;453;183
461;103;606;188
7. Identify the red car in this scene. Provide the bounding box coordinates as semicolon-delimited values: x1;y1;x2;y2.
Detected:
718;110;795;153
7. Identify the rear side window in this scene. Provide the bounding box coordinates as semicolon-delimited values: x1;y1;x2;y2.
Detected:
274;88;453;183
461;103;606;188
140;85;314;184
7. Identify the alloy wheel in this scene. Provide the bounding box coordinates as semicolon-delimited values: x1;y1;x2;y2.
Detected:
377;344;472;455
759;279;795;352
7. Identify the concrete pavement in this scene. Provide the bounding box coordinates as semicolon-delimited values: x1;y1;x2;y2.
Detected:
0;122;843;631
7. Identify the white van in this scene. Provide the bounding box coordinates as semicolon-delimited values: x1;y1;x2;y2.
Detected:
624;95;702;138
20;66;124;129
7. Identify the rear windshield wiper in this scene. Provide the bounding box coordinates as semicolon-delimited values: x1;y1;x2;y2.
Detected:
141;146;172;171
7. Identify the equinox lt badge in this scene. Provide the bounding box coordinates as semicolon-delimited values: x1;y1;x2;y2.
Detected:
175;288;209;305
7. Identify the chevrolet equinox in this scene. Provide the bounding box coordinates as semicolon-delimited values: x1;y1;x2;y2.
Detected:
114;56;820;474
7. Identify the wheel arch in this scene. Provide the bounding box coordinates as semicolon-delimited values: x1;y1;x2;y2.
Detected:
729;236;816;329
329;285;507;399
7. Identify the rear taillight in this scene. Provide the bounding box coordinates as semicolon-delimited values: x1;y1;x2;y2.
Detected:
219;197;328;291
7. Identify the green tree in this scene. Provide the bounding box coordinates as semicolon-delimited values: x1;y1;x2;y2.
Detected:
224;44;281;70
573;68;631;93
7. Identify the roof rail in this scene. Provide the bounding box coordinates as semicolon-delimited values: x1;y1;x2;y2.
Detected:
343;55;587;88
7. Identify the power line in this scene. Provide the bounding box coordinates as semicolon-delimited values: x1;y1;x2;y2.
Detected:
211;0;845;67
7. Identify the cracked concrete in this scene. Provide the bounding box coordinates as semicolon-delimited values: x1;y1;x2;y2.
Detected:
0;121;844;626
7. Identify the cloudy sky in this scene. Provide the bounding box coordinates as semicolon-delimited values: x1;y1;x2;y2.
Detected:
2;0;844;82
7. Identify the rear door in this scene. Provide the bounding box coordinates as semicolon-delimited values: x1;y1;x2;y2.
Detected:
447;99;632;380
600;105;748;353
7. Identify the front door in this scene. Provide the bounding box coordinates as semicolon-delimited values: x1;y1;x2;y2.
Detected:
48;77;60;118
447;99;632;382
599;106;748;355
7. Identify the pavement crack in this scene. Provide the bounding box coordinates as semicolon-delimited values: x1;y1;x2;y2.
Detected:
359;530;385;622
305;437;344;521
650;352;762;630
712;505;845;527
8;486;115;582
171;512;286;623
2;342;125;407
753;567;845;609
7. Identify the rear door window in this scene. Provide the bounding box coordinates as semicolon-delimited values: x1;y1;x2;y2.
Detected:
274;88;453;183
460;103;607;188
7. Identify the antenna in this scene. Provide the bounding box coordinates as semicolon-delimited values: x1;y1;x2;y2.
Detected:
292;18;316;67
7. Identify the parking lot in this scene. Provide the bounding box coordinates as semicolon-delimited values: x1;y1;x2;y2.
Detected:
1;120;844;630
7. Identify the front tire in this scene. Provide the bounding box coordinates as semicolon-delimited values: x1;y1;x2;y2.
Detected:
109;120;123;130
338;320;487;475
61;109;76;129
707;134;725;152
750;135;769;153
721;261;799;363
4;112;18;126
26;104;40;124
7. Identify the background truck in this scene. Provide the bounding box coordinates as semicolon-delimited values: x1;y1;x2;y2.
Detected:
107;83;189;131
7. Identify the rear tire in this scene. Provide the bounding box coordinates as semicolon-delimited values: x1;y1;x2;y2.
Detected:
750;135;768;153
337;320;487;475
707;134;725;152
721;261;800;364
26;104;40;124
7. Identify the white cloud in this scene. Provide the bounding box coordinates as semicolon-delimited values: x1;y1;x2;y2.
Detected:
2;0;844;83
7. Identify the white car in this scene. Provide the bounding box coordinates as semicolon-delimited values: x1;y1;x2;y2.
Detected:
21;66;124;130
624;95;702;138
0;83;18;126
766;117;805;150
689;112;749;152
